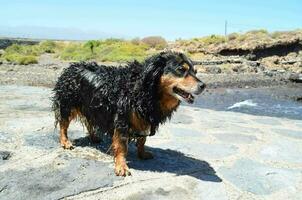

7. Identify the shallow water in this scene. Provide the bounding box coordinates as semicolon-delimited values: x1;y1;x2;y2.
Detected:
1;85;301;120
189;86;302;120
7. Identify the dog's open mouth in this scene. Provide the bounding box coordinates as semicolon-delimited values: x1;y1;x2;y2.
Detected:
173;87;194;104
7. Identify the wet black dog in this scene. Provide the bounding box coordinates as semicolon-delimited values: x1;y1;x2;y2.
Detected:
52;51;205;176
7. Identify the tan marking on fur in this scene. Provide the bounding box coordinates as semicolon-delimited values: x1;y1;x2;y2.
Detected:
59;108;81;149
159;76;180;114
59;119;73;149
112;129;131;176
70;108;82;120
60;107;100;148
130;112;150;132
159;74;199;113
179;74;198;87
160;74;199;93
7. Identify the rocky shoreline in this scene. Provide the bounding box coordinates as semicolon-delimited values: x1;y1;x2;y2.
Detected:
0;85;301;200
0;54;301;89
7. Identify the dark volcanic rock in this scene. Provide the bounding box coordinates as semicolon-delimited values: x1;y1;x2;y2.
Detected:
0;151;12;161
289;73;302;83
0;38;39;49
217;38;302;60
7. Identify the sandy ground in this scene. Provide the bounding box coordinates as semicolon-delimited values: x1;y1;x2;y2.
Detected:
0;85;301;200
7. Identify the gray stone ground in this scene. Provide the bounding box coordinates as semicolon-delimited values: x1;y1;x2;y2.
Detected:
0;85;301;200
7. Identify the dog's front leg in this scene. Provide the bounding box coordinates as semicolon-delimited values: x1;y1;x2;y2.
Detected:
112;129;131;176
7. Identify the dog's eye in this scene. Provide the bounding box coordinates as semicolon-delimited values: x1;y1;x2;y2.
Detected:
182;63;190;70
176;67;186;73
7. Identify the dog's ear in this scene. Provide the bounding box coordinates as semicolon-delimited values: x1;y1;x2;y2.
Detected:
153;53;168;67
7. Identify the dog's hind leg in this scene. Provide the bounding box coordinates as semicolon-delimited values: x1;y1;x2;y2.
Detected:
58;108;80;149
136;137;154;160
59;119;73;149
112;129;131;176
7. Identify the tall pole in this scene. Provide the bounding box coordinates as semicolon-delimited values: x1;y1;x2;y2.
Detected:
225;20;228;36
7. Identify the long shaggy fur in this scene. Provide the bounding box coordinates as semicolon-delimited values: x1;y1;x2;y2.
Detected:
52;52;180;139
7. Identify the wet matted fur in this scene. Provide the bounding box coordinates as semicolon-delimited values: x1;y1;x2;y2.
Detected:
52;51;205;176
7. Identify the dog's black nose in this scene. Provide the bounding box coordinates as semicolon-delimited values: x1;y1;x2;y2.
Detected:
194;82;206;95
199;83;206;90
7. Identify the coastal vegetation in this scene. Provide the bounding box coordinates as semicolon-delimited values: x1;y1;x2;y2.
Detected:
0;29;301;65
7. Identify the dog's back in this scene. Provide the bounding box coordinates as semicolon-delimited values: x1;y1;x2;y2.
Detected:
52;62;143;136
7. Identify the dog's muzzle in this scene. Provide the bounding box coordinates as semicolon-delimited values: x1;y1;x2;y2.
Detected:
194;82;206;95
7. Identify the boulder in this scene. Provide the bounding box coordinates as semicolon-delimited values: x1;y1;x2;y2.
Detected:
289;73;302;82
205;66;222;74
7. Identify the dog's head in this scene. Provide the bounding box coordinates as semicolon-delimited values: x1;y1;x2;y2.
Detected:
159;51;206;104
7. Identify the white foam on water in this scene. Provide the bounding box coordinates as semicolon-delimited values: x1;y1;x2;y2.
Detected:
227;99;258;110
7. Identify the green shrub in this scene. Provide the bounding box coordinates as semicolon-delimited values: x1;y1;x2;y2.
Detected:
199;35;226;45
3;53;37;65
3;39;151;64
83;40;101;53
3;44;40;64
96;41;148;62
59;43;94;61
18;55;38;65
5;44;38;55
39;40;56;53
247;29;268;35
58;39;149;62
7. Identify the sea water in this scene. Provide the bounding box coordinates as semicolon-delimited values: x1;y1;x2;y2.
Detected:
190;86;302;120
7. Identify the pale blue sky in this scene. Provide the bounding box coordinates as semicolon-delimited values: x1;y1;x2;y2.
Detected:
0;0;301;40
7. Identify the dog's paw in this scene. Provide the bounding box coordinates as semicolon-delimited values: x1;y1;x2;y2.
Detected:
115;163;131;177
61;140;74;150
138;151;154;160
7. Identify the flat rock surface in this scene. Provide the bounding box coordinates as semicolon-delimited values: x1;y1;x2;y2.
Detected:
0;85;301;200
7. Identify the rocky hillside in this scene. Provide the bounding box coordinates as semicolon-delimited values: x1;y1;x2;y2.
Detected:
171;30;302;77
